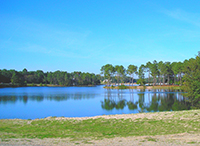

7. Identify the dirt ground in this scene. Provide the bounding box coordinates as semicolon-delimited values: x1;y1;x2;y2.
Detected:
0;133;200;146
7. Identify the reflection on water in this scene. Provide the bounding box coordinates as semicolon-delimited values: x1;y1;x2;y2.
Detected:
101;89;189;112
0;94;96;104
0;86;190;119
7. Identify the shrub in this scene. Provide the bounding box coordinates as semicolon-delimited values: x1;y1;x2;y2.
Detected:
118;85;128;89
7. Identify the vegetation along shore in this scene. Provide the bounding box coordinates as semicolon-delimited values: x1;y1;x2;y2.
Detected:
103;85;181;90
100;52;200;109
0;110;199;145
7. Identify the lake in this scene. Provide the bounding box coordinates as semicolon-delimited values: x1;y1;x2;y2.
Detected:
0;85;189;119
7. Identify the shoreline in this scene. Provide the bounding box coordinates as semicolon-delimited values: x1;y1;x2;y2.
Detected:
103;85;181;90
1;109;198;121
0;84;181;90
0;84;99;88
35;109;199;121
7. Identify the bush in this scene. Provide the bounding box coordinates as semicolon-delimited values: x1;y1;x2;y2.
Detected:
118;85;128;89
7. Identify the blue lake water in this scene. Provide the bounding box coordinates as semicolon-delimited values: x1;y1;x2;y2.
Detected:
0;85;189;119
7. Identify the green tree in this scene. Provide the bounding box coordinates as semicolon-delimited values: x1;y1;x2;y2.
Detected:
22;68;28;76
176;62;183;85
183;53;200;109
145;61;152;85
158;61;168;85
65;72;72;85
149;60;158;86
35;70;44;84
101;64;115;86
137;64;145;85
165;62;172;85
171;62;178;84
114;65;126;85
127;64;137;86
114;65;120;85
11;71;21;85
0;70;10;83
47;72;53;84
119;65;126;85
171;62;183;85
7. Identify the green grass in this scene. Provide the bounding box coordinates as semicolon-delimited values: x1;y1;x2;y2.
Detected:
187;141;198;144
118;85;129;89
104;85;182;90
0;110;199;141
146;137;157;142
151;86;181;90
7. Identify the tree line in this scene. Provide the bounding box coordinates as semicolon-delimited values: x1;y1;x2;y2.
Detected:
101;52;200;109
0;69;101;86
100;55;199;86
100;61;186;86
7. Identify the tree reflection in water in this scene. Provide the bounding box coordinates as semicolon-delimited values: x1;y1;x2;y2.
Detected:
115;99;126;110
0;93;96;104
101;89;190;112
101;99;116;110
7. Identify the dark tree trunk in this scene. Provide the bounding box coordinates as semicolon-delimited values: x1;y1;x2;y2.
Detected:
153;77;156;86
132;74;134;86
168;75;170;85
159;75;161;85
174;74;176;85
117;76;119;86
163;74;165;85
180;73;182;86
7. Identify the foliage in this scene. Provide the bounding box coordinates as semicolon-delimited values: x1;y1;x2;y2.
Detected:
101;64;115;86
182;53;200;109
137;64;145;85
127;64;137;85
0;68;101;86
118;85;129;89
115;65;126;85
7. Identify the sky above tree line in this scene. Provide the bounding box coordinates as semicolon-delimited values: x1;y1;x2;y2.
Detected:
1;0;200;74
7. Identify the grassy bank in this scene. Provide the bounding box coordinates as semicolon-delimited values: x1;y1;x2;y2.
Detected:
0;83;97;88
27;84;96;87
0;84;24;88
104;85;181;90
0;110;199;141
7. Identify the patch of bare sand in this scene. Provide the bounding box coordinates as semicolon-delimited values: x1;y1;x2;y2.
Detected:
1;133;199;146
50;110;199;121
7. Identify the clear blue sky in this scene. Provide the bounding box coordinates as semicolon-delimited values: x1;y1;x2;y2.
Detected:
1;0;200;74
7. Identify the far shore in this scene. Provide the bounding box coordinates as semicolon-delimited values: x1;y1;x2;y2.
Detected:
103;85;181;90
0;83;182;90
0;83;98;88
